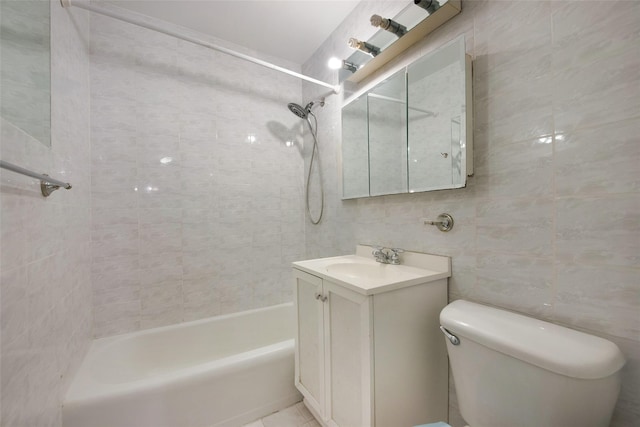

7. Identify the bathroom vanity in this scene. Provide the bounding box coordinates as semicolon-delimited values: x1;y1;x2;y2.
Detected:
292;246;451;427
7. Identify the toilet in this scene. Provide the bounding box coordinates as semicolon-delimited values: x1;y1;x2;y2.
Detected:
436;300;625;427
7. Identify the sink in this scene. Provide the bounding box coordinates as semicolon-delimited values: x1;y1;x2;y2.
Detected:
325;262;424;283
293;246;451;295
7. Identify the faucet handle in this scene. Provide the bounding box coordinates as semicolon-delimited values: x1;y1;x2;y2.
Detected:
372;246;388;263
388;248;404;264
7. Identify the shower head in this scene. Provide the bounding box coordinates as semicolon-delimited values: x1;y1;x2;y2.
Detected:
288;99;325;119
288;103;308;119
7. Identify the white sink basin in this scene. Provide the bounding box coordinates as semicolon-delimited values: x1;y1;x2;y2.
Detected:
325;262;424;283
293;247;451;295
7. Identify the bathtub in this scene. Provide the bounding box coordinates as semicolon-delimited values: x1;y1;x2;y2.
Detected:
63;303;301;427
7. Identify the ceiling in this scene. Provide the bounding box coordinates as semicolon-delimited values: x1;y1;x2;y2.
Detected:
103;0;361;65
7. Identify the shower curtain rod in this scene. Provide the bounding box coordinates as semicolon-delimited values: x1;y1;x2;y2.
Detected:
60;0;340;94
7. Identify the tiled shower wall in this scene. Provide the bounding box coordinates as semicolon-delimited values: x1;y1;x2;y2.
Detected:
0;2;92;425
90;8;307;337
302;0;639;425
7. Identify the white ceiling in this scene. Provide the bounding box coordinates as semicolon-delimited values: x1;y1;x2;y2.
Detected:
103;0;361;65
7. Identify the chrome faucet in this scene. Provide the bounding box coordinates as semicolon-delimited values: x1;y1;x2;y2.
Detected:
372;246;404;265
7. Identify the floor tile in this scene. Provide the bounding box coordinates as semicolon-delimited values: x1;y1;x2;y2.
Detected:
261;404;307;427
294;402;315;422
243;400;318;427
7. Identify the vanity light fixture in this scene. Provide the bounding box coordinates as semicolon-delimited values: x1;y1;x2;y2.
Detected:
327;57;358;73
348;38;381;57
370;14;407;37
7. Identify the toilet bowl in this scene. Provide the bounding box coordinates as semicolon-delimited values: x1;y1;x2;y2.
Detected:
439;300;625;427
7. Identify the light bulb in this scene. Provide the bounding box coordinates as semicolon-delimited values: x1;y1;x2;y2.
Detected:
348;38;380;57
327;57;358;73
414;0;441;14
327;57;343;70
370;14;407;37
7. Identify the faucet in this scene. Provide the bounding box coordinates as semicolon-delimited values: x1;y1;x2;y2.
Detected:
372;246;404;265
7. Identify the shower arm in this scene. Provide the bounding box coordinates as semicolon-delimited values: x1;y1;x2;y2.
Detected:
60;0;340;95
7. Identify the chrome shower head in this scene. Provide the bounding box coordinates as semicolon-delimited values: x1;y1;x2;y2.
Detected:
288;99;325;119
288;102;308;119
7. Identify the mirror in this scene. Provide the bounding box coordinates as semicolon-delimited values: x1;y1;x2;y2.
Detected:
341;95;369;198
407;35;468;192
341;35;472;199
368;70;407;196
0;0;51;146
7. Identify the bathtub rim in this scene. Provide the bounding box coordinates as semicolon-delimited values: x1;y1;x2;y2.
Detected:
95;302;293;343
65;303;294;405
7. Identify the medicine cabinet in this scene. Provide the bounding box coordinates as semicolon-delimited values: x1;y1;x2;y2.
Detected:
341;35;472;199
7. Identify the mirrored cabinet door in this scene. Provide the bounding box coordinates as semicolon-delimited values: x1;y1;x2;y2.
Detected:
341;95;369;198
407;36;467;192
368;70;407;196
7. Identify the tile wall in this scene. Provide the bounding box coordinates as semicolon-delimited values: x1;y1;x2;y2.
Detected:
0;1;92;426
302;0;639;425
90;6;307;337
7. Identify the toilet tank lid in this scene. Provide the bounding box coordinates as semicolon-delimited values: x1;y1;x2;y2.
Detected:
440;300;626;379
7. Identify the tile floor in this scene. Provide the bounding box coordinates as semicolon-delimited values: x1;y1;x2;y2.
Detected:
242;401;321;427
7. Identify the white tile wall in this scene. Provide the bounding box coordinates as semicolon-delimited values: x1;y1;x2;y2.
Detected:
0;1;92;426
302;0;640;425
89;6;307;337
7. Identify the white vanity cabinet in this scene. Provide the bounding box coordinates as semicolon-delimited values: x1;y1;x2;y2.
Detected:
294;270;372;426
293;246;451;427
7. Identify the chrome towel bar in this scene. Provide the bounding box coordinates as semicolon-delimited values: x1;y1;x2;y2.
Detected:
0;160;72;197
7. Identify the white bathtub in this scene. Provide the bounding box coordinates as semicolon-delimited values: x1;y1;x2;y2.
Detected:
63;303;301;427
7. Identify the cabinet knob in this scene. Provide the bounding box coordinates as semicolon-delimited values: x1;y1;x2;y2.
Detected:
315;293;328;302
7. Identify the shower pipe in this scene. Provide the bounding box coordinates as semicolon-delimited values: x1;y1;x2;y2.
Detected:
60;0;340;94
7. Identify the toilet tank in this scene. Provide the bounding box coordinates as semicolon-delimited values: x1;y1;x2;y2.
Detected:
440;300;625;427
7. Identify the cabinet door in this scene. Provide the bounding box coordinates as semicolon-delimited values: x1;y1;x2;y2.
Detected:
294;270;325;418
324;281;373;427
